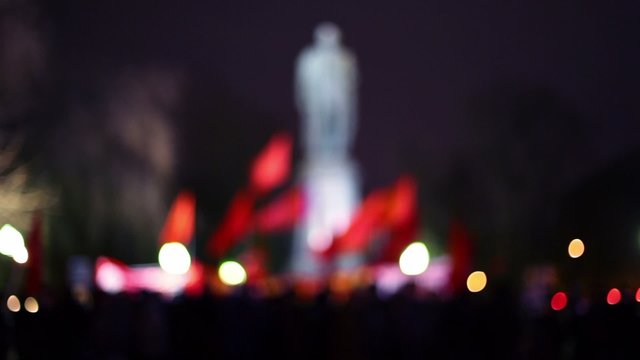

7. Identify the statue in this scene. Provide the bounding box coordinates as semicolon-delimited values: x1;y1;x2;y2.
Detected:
290;23;363;276
295;22;358;160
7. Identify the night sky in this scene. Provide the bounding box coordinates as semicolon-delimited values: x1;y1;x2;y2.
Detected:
48;0;639;180
11;0;640;274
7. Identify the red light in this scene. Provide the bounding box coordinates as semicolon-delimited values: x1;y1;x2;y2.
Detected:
607;288;621;305
636;288;640;302
551;291;568;311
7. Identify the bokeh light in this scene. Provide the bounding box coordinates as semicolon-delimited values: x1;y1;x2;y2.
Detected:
12;246;28;264
466;271;487;293
606;288;621;305
568;239;585;258
398;242;430;276
218;261;247;286
24;297;39;313
7;295;20;312
636;288;640;302
0;224;25;259
551;291;568;311
158;242;191;275
95;260;126;294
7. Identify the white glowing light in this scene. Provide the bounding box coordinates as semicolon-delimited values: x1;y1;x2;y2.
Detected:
158;242;191;275
0;224;25;259
24;297;39;313
307;227;333;252
218;261;247;286
399;242;430;276
12;246;28;264
7;295;20;312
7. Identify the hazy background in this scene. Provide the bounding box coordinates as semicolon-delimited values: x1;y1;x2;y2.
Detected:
1;0;639;285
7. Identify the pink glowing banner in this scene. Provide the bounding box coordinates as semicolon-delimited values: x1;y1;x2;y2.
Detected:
95;257;204;297
374;256;452;297
160;190;196;245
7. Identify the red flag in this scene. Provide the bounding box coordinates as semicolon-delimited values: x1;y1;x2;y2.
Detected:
447;220;473;295
239;248;269;284
384;175;417;228
377;210;419;263
183;260;205;297
328;189;389;255
26;212;43;296
250;132;292;195
327;175;420;261
209;190;255;258
160;190;196;245
254;187;304;234
377;176;420;263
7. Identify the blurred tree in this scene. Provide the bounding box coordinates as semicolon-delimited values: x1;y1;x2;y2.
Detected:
0;0;55;294
48;68;181;267
0;0;54;231
457;83;595;274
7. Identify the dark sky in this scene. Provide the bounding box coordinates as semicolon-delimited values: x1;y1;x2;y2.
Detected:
37;0;640;269
49;0;639;186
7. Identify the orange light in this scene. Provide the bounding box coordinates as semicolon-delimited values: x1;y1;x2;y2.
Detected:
567;239;585;258
24;297;39;313
6;295;20;312
466;271;487;293
607;288;621;305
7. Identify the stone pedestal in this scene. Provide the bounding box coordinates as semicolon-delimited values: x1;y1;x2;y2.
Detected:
290;158;362;276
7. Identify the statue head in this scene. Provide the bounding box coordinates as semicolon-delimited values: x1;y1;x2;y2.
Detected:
314;22;341;47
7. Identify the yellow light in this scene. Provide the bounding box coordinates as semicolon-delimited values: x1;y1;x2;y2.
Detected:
467;271;487;293
158;242;191;275
7;295;20;312
568;239;585;258
398;242;430;276
218;261;247;286
24;297;39;313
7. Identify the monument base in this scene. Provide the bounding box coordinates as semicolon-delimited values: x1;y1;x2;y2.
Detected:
290;157;362;277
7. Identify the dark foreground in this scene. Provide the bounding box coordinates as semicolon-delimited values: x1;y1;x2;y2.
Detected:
2;282;639;360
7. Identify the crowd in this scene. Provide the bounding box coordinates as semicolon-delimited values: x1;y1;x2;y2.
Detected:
2;280;639;360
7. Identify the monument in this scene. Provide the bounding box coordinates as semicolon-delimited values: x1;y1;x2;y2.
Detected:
290;23;362;276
